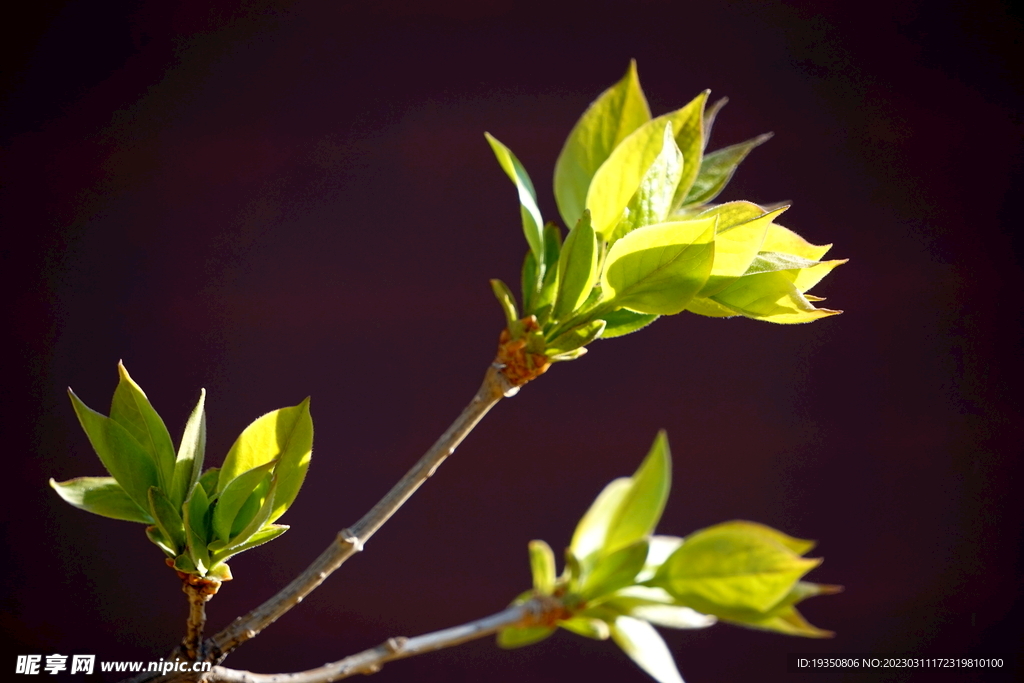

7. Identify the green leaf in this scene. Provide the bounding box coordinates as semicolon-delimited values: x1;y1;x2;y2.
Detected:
212;460;277;543
218;398;313;524
553;211;598;320
146;525;176;557
595;309;659;339
650;520;821;613
716;581;841;638
702;96;729;148
697;208;781;297
226;475;278;549
533;223;563;319
608;124;683;243
559;617;611;640
701;260;845;324
170;389;206;510
603;431;672;555
490;279;519;330
521;250;540;314
545;320;606;357
587;92;707;238
485;132;545;264
554;60;651;229
109;362;176;492
683;133;773;207
68;389;159;511
528;539;556;595
148;486;186;555
761;223;833;260
49;477;152;523
198;467;220;498
596;586;716;629
610;616;684;683
229;475;270;537
570;477;632;562
497;625;556;649
183;482;212;575
602;218;716;315
579;540;649;600
210;524;289;565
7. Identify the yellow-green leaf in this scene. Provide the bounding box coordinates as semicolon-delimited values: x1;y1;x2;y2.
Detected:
554;60;651;229
485;132;544;263
587;92;707;238
49;476;152;524
553;211;598;320
602;218;716;315
68;389;159;512
683;133;772;207
603;431;671;555
528;539;556;595
218;398;313;523
170;389;206;510
610;616;684;683
109;362;176;491
608;124;683;243
651;521;821;613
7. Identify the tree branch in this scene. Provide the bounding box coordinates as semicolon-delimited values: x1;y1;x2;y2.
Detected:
199;598;546;683
182;583;211;660
202;363;517;663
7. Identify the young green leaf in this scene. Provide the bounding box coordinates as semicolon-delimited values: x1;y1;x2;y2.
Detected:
587;92;708;238
68;389;159;512
545;320;606;357
683;133;773;207
595;309;659;339
553;211;598;320
485;132;545;264
490;279;520;330
579;540;649;600
559;617;611;640
230;475;270;537
650;520;821;613
608;124;683;244
170;389;206;510
610;616;684;683
148;486;186;555
497;625;556;649
570;478;632;562
602;431;671;555
183;482;212;574
521;250;540;314
697;208;780;297
528;539;556;595
698;260;845;324
218;398;313;524
109;362;177;492
198;466;220;498
210;524;289;565
212;460;277;543
49;477;153;524
146;525;176;557
702;96;729;147
554;60;651;229
602;218;716;315
225;475;278;550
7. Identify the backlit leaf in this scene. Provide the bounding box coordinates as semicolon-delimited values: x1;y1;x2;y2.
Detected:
485;133;545;263
528;539;556;595
554;60;651;229
683;133;772;207
587;92;707;238
218;399;313;523
608;125;683;243
148;486;186;555
49;476;152;524
553;211;598;319
603;431;671;555
595;309;659;339
68;389;159;511
602;218;716;315
170;389;206;510
212;460;276;543
109;362;176;491
610;616;684;683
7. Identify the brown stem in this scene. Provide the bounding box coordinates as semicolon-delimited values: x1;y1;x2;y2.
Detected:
201;363;516;663
182;583;210;661
198;597;552;683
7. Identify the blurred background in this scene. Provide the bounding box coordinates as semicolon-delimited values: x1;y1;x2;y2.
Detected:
3;1;1021;681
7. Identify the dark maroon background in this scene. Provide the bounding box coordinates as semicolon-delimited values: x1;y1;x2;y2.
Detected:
3;1;1021;681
